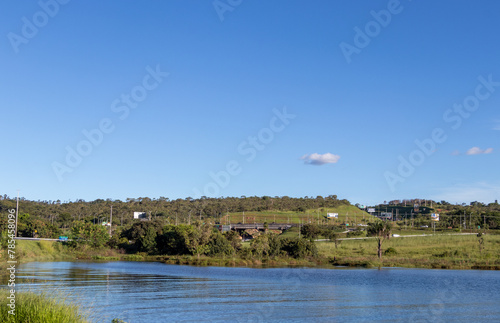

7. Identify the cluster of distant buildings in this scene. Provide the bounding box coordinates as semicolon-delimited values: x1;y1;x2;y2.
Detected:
355;202;440;222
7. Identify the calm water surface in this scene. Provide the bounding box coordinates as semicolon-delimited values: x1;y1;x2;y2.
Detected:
15;261;500;322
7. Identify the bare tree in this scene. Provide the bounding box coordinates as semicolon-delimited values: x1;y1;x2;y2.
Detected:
367;221;392;259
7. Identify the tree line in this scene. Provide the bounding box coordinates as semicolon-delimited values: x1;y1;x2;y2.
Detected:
68;219;318;260
0;195;348;237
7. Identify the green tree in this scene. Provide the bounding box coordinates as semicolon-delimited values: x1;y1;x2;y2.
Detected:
186;221;212;259
300;224;321;240
71;221;109;249
224;230;242;251
267;233;285;257
122;221;163;253
156;224;191;255
367;221;392;259
323;228;341;248
207;232;234;257
477;232;485;254
250;234;270;259
280;237;318;258
57;213;73;229
138;225;158;254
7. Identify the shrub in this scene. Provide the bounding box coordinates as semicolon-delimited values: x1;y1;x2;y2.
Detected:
300;224;322;240
280;237;318;258
0;290;88;323
156;225;192;255
207;232;235;257
224;230;242;251
347;229;365;238
384;247;398;255
249;234;270;259
70;221;110;249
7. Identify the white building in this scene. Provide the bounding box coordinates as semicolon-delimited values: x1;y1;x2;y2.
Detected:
134;212;147;219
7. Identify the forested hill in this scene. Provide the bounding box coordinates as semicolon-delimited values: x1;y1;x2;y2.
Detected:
0;195;349;232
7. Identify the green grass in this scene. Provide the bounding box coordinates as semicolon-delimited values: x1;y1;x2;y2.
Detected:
13;240;74;262
279;226;300;238
0;290;89;323
318;233;500;269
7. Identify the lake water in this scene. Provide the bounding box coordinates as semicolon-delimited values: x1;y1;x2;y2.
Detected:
14;261;500;322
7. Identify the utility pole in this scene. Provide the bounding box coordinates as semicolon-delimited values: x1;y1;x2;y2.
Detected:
464;210;466;230
109;205;113;236
15;190;19;237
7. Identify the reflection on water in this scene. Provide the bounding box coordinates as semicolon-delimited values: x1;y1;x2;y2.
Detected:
13;262;500;322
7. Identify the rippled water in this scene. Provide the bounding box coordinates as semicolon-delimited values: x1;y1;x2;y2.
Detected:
14;262;500;322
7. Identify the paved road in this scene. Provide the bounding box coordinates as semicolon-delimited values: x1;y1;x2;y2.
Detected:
14;237;68;241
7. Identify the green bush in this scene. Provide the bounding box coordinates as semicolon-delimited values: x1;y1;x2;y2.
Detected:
300;224;322;239
0;290;88;323
207;232;235;257
384;247;398;255
71;221;110;249
347;229;365;238
156;224;196;255
280;237;318;258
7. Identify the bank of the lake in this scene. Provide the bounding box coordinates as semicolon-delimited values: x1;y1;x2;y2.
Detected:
320;233;500;270
3;233;500;272
0;289;89;323
13;261;500;322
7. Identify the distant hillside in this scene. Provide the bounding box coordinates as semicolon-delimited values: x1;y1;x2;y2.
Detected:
223;205;377;225
0;195;353;238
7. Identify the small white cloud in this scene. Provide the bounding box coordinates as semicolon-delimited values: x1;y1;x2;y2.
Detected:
466;147;494;155
301;153;340;166
451;150;460;156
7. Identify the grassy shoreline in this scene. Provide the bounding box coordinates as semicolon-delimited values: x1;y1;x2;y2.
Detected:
319;233;500;270
0;289;89;323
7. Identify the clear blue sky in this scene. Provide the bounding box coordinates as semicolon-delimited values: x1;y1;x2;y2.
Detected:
1;0;500;206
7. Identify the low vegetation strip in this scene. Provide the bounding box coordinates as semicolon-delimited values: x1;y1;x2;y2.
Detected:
320;233;500;269
2;229;499;271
